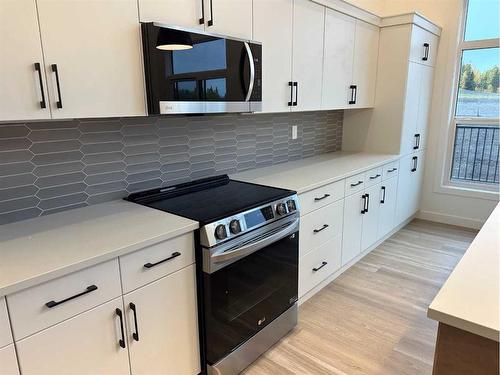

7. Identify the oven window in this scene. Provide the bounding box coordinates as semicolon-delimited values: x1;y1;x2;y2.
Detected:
204;231;298;364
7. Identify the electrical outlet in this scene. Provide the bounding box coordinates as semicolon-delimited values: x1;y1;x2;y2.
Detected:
291;125;298;140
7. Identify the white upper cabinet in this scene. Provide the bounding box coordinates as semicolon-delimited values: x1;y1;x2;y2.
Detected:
292;0;325;112
36;0;146;119
350;20;379;108
138;0;205;29
204;0;253;39
0;0;50;122
253;0;293;113
409;25;439;67
322;9;355;110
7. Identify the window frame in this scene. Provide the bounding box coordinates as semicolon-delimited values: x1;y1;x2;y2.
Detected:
440;0;500;199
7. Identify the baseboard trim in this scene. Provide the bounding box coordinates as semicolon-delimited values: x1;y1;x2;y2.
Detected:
416;210;485;230
298;215;415;306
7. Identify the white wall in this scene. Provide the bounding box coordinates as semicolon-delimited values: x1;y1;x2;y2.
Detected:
347;0;499;229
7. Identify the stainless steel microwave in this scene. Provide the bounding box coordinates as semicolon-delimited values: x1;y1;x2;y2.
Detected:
141;23;262;115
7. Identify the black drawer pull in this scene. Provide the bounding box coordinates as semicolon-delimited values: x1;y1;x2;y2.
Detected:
422;43;429;61
51;64;63;108
369;174;381;180
34;63;46;109
314;194;330;202
411;156;418;172
313;224;329;233
288;81;293;106
312;261;328;272
350;180;363;187
45;285;98;308
144;251;181;269
116;308;126;349
381;186;386;204
130;303;139;341
293;81;298;106
199;0;204;24
388;167;397;173
349;85;357;105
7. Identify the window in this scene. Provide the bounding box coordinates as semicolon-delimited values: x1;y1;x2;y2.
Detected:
448;0;499;189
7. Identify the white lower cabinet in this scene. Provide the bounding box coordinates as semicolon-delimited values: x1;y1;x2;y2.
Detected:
299;236;342;297
396;150;426;225
123;265;200;375
360;183;382;250
0;345;19;375
342;192;364;266
378;177;398;238
16;297;130;375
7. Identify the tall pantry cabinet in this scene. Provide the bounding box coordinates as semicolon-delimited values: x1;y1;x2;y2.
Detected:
342;13;441;226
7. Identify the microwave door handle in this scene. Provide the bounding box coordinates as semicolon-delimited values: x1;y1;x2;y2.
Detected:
211;218;299;265
244;42;255;102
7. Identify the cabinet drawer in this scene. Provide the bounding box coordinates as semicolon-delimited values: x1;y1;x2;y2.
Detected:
382;160;399;180
0;297;12;348
299;180;345;215
364;167;383;188
120;233;195;293
299;236;342;298
345;172;365;195
0;345;19;375
7;259;121;340
299;200;343;257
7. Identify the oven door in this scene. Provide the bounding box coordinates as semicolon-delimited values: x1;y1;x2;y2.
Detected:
203;215;299;365
141;23;262;115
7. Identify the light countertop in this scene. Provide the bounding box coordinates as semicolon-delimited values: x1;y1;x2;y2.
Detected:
428;202;500;342
232;151;400;193
0;200;198;297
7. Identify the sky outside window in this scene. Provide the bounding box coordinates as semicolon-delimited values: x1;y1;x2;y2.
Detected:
464;0;499;41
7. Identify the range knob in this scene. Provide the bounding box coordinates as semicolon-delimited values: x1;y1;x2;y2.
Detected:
286;200;296;212
229;219;241;234
215;224;227;240
276;203;287;216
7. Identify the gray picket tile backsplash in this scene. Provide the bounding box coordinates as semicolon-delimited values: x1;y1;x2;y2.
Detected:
0;111;343;225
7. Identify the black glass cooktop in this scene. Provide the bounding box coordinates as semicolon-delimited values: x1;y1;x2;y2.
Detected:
126;175;295;225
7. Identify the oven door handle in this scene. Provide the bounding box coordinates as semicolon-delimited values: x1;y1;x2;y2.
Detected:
211;218;299;266
244;42;255;102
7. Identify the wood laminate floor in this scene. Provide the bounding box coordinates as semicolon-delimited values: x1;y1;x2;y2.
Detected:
242;219;477;375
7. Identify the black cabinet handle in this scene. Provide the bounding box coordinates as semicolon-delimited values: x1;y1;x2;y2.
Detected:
422;43;429;61
144;251;181;269
411;156;418;172
51;64;63;108
413;134;421;150
207;0;214;26
361;194;366;214
45;285;98;308
293;82;298;106
199;0;204;24
388;167;398;173
314;194;330;202
116;308;126;349
350;180;363;187
312;261;327;272
288;81;293;106
349;85;357;104
313;224;329;233
381;186;386;204
369;174;381;180
34;63;46;109
129;303;139;342
365;193;370;213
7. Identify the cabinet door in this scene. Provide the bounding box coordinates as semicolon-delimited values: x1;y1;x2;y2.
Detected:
0;0;50;121
401;62;422;155
350;20;379;108
291;0;325;112
37;0;146;119
254;0;293;113
395;151;425;225
378;176;398;238
361;183;381;251
16;298;130;375
0;345;19;375
409;25;439;67
124;265;200;375
139;0;204;29
0;297;12;348
415;65;434;151
204;0;252;39
321;9;355;110
342;192;364;266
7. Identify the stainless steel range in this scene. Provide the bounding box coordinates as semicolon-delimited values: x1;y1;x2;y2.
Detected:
126;175;299;374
